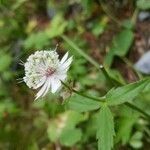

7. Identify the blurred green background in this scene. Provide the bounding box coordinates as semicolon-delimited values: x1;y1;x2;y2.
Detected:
0;0;150;149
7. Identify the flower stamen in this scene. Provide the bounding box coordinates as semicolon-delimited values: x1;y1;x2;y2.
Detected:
45;68;56;77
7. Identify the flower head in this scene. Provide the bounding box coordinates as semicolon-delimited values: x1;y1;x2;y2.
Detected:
23;50;73;100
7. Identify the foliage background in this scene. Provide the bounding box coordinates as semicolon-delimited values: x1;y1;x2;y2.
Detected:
0;0;150;149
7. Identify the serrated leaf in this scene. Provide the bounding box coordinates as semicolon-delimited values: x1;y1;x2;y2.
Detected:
96;105;115;150
67;94;101;112
106;79;149;106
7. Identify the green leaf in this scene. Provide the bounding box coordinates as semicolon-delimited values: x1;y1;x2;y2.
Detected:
106;79;149;106
85;113;99;138
64;111;87;128
47;111;86;145
81;0;93;16
67;94;101;112
62;35;100;69
45;14;67;38
0;52;12;72
113;29;134;56
24;31;49;49
92;16;108;37
47;120;59;142
106;68;126;85
60;128;82;146
104;51;114;68
129;132;143;149
28;140;39;150
137;0;150;10
0;99;19;119
122;19;134;30
12;0;27;10
24;14;67;49
104;29;134;67
116;108;139;144
96;105;115;150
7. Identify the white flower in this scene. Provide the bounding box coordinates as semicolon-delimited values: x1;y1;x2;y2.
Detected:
23;50;73;100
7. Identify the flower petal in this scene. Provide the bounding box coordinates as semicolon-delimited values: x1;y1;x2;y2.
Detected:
35;81;48;100
56;74;67;81
51;78;61;93
60;56;73;70
60;52;68;64
34;76;46;89
42;78;51;97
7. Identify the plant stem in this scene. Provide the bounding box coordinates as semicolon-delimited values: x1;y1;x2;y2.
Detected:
61;35;100;69
61;35;121;85
101;67;150;120
62;35;150;120
125;102;150;120
61;81;150;120
122;57;143;80
61;81;105;103
131;8;139;26
100;65;122;86
100;2;122;27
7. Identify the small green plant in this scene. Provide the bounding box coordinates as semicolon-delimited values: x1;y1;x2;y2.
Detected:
1;0;150;149
23;47;150;150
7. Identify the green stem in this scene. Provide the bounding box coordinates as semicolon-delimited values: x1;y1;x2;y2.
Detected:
61;35;100;69
100;2;122;27
61;35;150;120
131;8;139;26
125;102;150;120
122;57;143;80
61;35;121;85
101;67;150;120
100;65;122;86
62;81;150;119
61;81;105;103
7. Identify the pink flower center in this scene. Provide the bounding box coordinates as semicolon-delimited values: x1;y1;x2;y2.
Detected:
45;68;56;77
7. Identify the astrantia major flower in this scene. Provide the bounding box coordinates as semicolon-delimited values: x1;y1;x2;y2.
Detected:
23;50;73;100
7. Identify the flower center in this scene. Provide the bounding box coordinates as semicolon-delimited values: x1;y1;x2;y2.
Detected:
45;67;56;77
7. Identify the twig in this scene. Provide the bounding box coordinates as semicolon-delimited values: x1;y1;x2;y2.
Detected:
61;81;105;103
